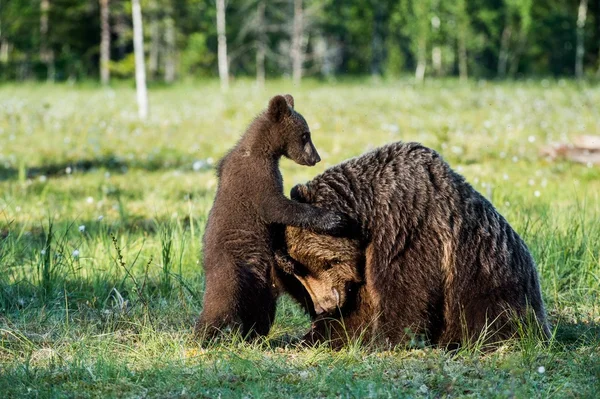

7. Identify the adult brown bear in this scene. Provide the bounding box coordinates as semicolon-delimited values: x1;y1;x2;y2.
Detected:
280;142;551;348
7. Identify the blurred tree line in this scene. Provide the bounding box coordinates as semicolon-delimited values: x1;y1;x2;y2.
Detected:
0;0;599;84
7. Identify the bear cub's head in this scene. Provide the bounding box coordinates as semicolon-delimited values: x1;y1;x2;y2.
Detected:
266;94;321;166
285;226;364;315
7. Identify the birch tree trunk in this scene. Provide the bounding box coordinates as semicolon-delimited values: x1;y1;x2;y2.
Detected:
415;38;427;82
0;15;6;64
497;25;511;78
255;0;266;88
458;35;468;81
149;9;160;80
597;41;600;78
455;0;469;81
0;15;10;64
216;0;229;91
575;0;588;79
0;40;9;64
370;1;385;76
164;16;176;83
132;0;148;119
291;0;304;86
432;47;442;76
40;0;55;81
100;0;110;85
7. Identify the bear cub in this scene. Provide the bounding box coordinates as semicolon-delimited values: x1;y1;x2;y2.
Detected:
195;94;352;341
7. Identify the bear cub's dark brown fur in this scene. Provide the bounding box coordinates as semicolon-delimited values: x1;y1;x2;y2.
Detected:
195;94;351;340
280;142;551;348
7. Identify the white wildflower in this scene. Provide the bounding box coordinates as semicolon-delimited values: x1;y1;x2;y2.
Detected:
79;225;85;233
534;190;541;197
537;366;545;374
192;160;205;171
72;249;80;258
86;196;94;204
97;215;104;221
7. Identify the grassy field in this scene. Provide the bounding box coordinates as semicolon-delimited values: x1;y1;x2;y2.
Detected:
0;80;599;398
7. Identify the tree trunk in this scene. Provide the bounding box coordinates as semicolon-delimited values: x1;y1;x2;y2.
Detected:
415;37;426;82
497;25;512;78
291;0;304;85
164;16;176;83
132;0;148;119
149;9;160;80
455;0;469;81
597;41;600;78
216;0;229;91
576;0;588;79
40;0;55;81
100;0;111;85
370;1;385;76
432;47;442;76
0;40;10;64
458;34;468;81
256;0;266;88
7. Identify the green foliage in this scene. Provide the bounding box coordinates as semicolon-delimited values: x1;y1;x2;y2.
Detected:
179;32;213;77
1;0;599;81
109;53;136;79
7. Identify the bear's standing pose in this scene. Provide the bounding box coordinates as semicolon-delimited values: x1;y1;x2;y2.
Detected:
282;142;551;348
195;94;351;340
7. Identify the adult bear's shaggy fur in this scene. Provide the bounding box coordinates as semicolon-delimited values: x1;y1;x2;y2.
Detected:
283;141;551;348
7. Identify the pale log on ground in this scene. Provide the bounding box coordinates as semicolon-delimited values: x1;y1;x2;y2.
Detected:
541;135;600;165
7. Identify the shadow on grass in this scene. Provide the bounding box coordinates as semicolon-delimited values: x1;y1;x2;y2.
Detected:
0;155;213;181
0;215;200;243
553;318;600;348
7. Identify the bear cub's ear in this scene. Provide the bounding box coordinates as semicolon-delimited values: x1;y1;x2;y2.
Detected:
283;94;294;109
290;184;308;202
267;95;292;122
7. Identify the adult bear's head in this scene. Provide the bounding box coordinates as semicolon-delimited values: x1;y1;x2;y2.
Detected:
284;226;364;315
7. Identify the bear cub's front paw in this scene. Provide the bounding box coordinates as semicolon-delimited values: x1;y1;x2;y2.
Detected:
318;210;360;238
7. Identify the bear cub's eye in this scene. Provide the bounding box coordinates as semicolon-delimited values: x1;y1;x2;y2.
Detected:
301;133;309;143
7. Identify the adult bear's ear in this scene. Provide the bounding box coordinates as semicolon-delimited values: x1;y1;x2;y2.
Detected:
283;94;294;109
290;183;309;202
268;95;291;122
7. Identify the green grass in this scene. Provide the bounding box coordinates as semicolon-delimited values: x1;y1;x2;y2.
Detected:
1;79;599;398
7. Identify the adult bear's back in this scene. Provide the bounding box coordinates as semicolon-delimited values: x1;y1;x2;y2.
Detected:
292;142;550;346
